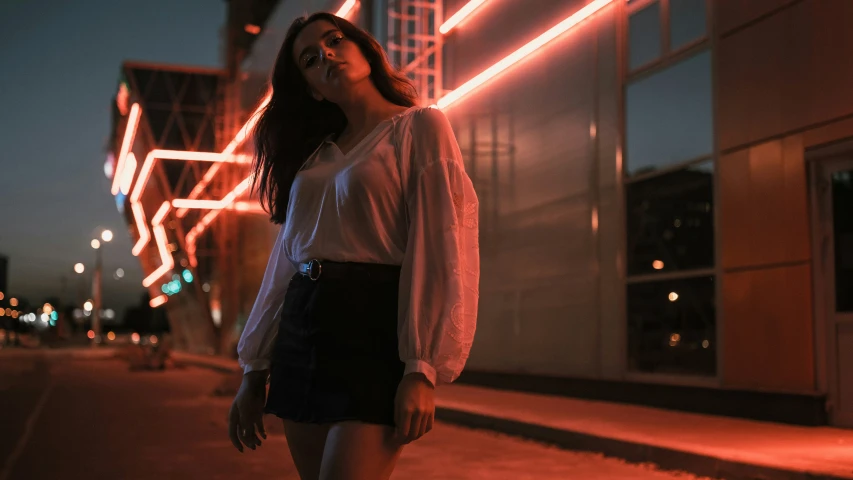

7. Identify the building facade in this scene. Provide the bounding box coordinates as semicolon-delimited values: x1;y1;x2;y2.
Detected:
109;0;853;427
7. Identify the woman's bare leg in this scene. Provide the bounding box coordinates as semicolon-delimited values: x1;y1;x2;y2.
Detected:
319;421;404;480
283;419;332;480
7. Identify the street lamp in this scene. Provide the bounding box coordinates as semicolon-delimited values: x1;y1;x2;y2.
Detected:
86;228;114;345
74;263;85;274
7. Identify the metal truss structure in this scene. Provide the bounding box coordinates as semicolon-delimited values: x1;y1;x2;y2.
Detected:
387;0;443;106
114;62;228;353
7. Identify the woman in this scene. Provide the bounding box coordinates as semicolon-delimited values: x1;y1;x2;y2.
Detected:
227;11;479;480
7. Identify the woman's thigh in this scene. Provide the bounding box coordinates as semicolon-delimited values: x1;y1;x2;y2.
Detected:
319;421;404;480
283;419;332;480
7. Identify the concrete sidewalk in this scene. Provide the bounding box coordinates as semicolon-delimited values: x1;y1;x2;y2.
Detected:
163;352;853;480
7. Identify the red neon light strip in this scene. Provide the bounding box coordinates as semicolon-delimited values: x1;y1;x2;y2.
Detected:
149;295;167;308
111;103;141;195
336;0;357;17
436;0;613;110
440;0;488;34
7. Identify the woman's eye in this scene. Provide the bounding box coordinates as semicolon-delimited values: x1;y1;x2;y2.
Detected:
331;35;343;45
305;56;316;68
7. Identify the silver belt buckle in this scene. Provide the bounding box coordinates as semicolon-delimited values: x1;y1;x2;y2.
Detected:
305;259;322;281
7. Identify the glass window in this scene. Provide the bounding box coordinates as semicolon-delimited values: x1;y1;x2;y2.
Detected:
670;0;707;50
626;50;712;176
629;2;662;70
626;160;714;276
832;169;853;312
627;275;716;376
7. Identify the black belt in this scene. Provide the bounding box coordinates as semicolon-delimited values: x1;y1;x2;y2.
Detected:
296;259;401;282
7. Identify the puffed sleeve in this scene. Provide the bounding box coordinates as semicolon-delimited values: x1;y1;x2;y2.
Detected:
398;107;480;387
237;225;296;374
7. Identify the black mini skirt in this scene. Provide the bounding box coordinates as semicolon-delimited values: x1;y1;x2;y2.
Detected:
265;261;405;427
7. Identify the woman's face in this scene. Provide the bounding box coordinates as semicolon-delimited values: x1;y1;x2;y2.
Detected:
292;19;372;103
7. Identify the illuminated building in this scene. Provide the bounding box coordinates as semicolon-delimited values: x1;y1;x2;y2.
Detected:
106;0;853;427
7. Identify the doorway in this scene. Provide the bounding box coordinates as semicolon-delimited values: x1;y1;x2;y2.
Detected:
811;153;853;427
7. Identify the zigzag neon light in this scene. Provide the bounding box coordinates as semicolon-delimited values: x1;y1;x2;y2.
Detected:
129;149;228;256
141;201;175;288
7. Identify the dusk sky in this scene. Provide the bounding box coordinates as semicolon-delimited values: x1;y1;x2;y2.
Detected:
0;0;225;312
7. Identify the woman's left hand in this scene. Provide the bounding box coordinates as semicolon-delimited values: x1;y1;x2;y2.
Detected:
394;372;435;444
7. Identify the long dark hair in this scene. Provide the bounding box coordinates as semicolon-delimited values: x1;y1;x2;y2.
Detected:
251;12;419;224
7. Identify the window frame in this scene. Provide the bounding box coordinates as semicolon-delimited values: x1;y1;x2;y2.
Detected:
619;0;721;384
626;0;711;78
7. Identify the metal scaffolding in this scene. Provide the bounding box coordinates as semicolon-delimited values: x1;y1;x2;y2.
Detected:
387;0;443;106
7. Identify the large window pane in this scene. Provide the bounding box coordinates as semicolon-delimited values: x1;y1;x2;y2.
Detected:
627;275;716;376
626;50;712;176
629;2;662;70
670;0;707;50
626;161;714;276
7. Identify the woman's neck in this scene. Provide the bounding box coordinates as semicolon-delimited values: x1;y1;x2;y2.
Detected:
335;82;405;137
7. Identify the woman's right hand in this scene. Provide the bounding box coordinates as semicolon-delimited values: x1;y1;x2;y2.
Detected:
228;371;268;452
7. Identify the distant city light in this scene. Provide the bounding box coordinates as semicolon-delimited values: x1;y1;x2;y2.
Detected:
149;335;158;345
50;311;58;321
244;24;261;34
131;332;141;344
107;331;116;341
115;268;125;279
702;340;710;349
669;333;681;347
87;330;96;339
84;301;94;312
105;309;115;319
652;260;664;270
182;269;194;283
668;292;679;302
0;292;4;301
101;229;114;242
74;263;85;274
91;239;101;250
202;283;211;293
9;298;18;307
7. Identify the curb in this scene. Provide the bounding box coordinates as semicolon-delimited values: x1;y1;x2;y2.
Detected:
434;407;851;480
170;351;241;375
145;351;852;480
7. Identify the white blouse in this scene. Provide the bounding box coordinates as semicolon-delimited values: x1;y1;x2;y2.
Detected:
236;106;480;388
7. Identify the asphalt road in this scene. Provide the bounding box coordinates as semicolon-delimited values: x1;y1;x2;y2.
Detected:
0;349;711;479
